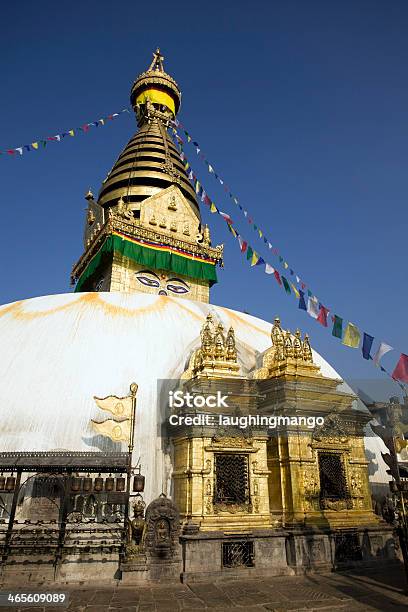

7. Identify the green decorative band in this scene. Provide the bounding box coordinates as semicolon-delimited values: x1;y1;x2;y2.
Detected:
75;234;218;292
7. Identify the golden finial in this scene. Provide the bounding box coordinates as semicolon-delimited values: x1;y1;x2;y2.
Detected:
148;48;165;72
85;188;94;200
293;329;303;359
303;334;313;363
284;330;293;358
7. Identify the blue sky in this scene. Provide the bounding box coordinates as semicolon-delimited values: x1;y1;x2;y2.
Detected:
1;0;407;398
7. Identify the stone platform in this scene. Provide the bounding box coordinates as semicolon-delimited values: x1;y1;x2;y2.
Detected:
8;564;408;611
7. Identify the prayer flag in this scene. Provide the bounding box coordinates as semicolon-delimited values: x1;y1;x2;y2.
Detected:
317;305;330;327
373;342;393;366
392;354;408;383
362;333;374;360
219;212;233;224
32;142;39;149
265;263;274;274
274;270;282;286
238;236;247;252
342;323;361;348
246;246;254;261
281;276;291;294
210;203;218;213
251;251;260;266
307;297;319;319
298;290;307;311
332;315;343;338
291;283;300;298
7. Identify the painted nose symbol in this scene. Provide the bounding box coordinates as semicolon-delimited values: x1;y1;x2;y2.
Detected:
159;290;167;296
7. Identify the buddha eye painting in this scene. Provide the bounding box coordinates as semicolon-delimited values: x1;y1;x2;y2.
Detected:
135;270;190;296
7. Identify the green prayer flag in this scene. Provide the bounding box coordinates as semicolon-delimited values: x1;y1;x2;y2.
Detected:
246;246;253;261
281;276;291;294
332;315;343;338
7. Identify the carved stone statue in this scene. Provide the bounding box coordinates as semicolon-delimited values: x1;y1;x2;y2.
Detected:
144;494;180;559
128;495;146;548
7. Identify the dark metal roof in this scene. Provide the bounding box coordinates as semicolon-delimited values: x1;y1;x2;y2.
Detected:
0;452;130;472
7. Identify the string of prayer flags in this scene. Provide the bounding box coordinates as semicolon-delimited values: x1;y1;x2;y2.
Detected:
373;342;393;367
342;323;361;348
362;333;375;360
1;108;131;158
392;354;408;383
175;131;407;388
169;122;311;293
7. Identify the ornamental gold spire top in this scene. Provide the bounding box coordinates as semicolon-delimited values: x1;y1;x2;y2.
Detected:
181;314;242;381
253;317;322;380
130;48;181;124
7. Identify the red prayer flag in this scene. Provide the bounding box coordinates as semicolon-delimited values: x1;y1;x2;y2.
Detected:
392;353;408;383
274;270;282;286
317;305;330;327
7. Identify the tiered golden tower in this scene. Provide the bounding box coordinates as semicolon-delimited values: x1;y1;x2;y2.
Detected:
71;49;223;302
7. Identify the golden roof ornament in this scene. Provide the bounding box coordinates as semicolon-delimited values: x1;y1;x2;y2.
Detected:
181;315;241;381
253;316;321;379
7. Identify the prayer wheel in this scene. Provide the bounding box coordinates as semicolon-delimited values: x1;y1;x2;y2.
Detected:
83;475;92;492
105;475;114;492
94;475;103;492
115;476;126;492
6;475;16;492
71;475;82;493
133;472;145;493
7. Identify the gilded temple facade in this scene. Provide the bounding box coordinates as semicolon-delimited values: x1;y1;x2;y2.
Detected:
167;317;394;580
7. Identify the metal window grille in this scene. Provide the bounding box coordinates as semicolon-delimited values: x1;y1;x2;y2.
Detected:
214;454;249;505
222;541;254;568
334;531;363;563
318;453;348;500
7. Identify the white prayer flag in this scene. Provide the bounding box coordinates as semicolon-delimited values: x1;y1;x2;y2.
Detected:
373;342;393;366
307;297;320;319
265;263;275;274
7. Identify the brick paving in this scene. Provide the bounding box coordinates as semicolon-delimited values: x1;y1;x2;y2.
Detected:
6;565;408;611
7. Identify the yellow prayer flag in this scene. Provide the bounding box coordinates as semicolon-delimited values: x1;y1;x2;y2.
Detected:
210;203;217;213
251;251;260;266
342;323;361;348
94;394;133;418
91;418;130;442
68;130;75;136
258;229;263;238
32;142;39;149
290;283;300;298
284;262;289;269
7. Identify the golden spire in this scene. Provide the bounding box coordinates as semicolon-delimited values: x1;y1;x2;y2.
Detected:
148;48;165;72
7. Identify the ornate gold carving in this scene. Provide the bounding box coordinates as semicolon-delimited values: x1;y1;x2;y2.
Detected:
115;196;133;220
149;214;157;226
181;314;241;381
72;214;223;284
159;216;167;228
252;317;318;380
168;195;177;211
313;414;349;444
